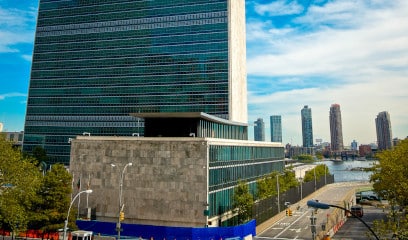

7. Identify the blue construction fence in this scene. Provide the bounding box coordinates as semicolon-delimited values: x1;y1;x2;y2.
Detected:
76;219;256;240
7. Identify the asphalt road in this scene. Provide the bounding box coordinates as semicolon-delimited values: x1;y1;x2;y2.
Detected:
255;182;372;240
332;204;387;240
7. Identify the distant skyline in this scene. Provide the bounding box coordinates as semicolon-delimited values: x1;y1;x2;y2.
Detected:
1;0;408;146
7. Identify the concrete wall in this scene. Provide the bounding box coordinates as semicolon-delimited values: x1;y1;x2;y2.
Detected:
228;0;247;124
70;137;208;227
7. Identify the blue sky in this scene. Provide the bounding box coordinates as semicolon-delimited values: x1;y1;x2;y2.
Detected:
0;0;407;146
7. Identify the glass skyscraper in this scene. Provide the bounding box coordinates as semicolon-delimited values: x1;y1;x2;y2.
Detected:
254;118;265;141
375;111;393;150
270;115;282;142
23;0;247;164
301;105;313;147
329;104;344;151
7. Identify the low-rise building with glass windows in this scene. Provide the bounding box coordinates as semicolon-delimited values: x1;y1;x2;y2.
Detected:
70;113;284;227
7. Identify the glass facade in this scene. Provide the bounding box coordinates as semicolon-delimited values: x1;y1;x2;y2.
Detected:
270;115;282;142
253;118;265;141
24;0;235;164
301;105;313;147
208;145;284;222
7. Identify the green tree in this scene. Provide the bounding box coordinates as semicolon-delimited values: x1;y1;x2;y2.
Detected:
32;146;48;165
0;137;42;235
315;152;324;160
369;139;408;238
296;154;314;163
370;139;408;207
256;168;298;200
257;172;278;199
303;164;330;182
29;164;74;232
232;181;254;224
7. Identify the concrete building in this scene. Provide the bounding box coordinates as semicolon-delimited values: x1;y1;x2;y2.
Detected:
329;104;344;152
254;118;265;141
2;131;24;145
375;111;393;151
301;105;313;147
270;115;282;142
23;0;247;165
70;113;284;227
359;144;373;157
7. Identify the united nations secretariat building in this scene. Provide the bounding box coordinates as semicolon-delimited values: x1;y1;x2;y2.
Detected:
24;0;286;228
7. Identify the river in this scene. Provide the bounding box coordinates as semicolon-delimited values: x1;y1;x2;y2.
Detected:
322;159;377;182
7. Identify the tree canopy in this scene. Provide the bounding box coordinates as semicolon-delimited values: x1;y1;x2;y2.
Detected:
303;164;330;182
369;139;408;238
256;167;299;200
0;137;42;233
0;137;73;234
232;181;254;224
370;139;408;207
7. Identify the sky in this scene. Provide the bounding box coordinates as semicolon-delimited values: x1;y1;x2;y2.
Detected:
0;0;407;146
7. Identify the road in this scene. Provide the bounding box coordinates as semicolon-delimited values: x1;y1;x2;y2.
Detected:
332;204;387;240
255;182;372;240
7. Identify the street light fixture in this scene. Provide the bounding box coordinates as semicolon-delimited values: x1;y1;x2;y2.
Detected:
307;200;379;240
111;162;133;240
63;189;93;240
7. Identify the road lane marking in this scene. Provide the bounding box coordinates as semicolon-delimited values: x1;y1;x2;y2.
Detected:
274;210;310;239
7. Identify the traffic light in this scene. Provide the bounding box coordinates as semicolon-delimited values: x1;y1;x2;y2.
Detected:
286;209;289;216
288;209;293;216
120;211;124;221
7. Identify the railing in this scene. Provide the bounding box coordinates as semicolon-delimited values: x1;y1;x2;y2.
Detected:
252;175;335;225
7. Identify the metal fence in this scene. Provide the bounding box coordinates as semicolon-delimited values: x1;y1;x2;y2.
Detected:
252;175;335;225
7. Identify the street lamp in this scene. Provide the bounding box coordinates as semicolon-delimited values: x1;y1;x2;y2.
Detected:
63;189;93;240
276;173;284;213
111;162;133;240
307;200;379;240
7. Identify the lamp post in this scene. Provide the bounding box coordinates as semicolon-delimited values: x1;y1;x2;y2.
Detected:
276;173;284;213
314;167;317;191
307;200;379;240
63;189;93;240
111;162;133;240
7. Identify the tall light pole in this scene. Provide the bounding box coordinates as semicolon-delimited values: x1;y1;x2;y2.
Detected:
276;174;280;213
111;162;133;240
314;167;317;191
63;189;93;240
276;173;284;213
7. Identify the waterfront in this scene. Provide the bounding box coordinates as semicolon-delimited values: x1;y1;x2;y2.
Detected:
323;159;377;182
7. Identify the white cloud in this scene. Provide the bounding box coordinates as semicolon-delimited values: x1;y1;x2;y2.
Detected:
0;6;37;53
254;0;304;16
246;0;408;145
0;92;26;100
22;54;32;61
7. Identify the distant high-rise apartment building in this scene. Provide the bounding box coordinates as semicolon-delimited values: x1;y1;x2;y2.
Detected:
301;105;313;147
0;122;3;132
375;111;393;150
23;0;247;164
270;115;282;142
254;118;265;141
351;140;358;151
329;104;344;151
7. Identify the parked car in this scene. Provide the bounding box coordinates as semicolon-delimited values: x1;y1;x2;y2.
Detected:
350;205;364;217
